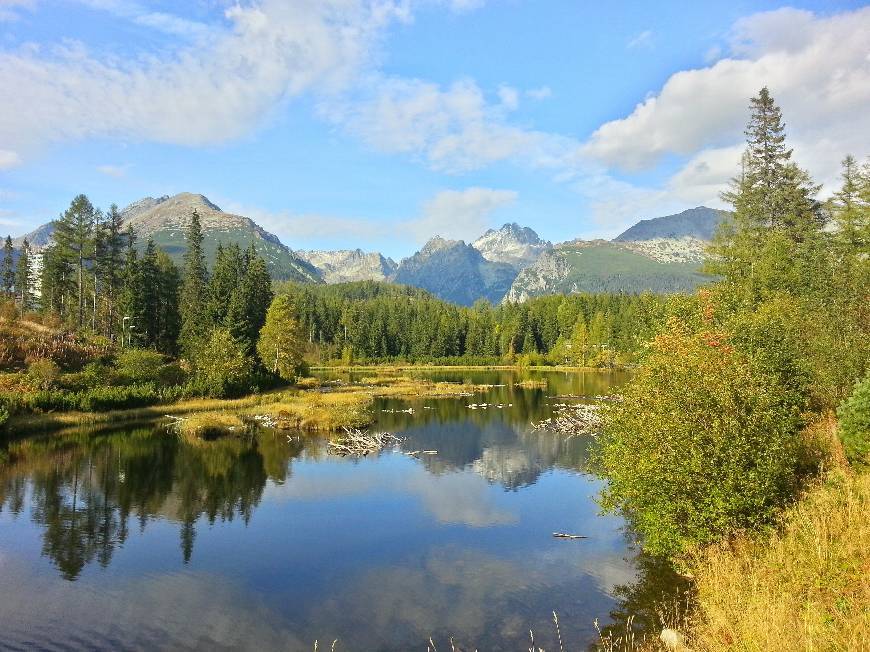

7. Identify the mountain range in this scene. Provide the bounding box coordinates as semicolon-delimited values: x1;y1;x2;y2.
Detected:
13;195;727;305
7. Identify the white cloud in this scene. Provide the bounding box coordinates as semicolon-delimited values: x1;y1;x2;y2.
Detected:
0;0;34;21
411;187;517;242
526;86;552;101
627;29;653;50
497;84;519;110
96;163;130;178
585;7;870;180
0;149;22;169
0;0;411;158
324;76;581;172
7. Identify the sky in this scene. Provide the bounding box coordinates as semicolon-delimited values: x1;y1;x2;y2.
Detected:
0;0;868;259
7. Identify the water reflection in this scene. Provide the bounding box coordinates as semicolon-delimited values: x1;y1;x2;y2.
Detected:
0;370;678;651
1;427;304;578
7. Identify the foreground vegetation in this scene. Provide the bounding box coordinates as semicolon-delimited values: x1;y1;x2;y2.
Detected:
593;88;869;650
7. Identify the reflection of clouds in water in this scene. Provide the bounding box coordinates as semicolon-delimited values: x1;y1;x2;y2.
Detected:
262;459;517;527
307;545;622;649
0;559;307;650
404;471;517;527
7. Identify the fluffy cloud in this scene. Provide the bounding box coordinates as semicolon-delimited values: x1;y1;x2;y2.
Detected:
585;8;870;180
0;0;34;21
0;149;22;169
325;76;580;172
0;0;411;157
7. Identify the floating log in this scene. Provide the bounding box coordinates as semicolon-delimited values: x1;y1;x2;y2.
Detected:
552;532;588;539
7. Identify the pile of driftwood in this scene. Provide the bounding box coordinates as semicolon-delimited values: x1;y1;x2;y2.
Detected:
531;402;602;436
327;427;404;457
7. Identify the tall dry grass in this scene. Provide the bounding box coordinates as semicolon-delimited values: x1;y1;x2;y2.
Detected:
689;468;870;651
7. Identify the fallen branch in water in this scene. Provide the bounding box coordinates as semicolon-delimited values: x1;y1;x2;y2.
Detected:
553;532;588;539
531;403;602;436
327;427;404;457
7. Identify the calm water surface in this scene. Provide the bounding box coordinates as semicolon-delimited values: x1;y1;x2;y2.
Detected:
0;370;679;651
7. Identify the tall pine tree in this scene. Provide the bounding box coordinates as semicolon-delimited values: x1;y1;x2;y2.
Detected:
179;209;209;355
52;194;97;327
2;236;13;298
15;238;33;311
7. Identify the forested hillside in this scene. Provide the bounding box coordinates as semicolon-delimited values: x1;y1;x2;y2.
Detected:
276;280;673;365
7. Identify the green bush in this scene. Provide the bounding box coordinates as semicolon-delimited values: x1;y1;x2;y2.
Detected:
192;329;254;398
76;384;159;411
114;349;166;385
837;375;870;465
0;403;8;429
27;358;61;390
594;319;805;557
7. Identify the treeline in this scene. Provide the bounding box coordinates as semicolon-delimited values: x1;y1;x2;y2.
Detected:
276;280;675;366
596;87;870;558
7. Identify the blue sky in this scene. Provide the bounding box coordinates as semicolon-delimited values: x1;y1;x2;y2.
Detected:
0;1;868;258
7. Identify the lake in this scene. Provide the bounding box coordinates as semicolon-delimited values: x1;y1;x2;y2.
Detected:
0;370;681;651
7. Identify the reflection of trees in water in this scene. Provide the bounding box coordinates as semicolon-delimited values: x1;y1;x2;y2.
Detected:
0;428;304;579
590;547;693;650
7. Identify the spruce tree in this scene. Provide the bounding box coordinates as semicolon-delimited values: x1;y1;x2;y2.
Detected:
206;242;242;325
118;228;145;347
155;251;181;354
53;194;97;328
179;210;209;355
15;239;32;311
96;204;126;337
710;87;821;301
2;236;13;297
226;245;273;354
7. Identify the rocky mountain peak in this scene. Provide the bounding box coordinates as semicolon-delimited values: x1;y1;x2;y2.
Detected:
472;223;551;271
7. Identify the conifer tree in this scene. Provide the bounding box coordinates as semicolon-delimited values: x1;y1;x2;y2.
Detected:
15;238;32;311
53;194;97;328
118;228;145;347
709;87;822;301
2;236;13;297
154;251;181;354
95;204;126;337
179;210;209;355
206;242;242;325
226;245;273;354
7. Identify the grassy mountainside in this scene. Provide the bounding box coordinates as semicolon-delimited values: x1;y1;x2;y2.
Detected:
506;240;709;301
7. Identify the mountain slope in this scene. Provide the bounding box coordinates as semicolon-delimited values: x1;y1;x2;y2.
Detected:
121;193;320;282
298;249;397;284
14;193;320;282
505;240;710;301
614;206;728;242
394;237;516;306
471;223;551;271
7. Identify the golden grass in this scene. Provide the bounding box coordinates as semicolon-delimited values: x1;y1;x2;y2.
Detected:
5;376;490;435
514;379;548;389
176;411;246;440
251;391;374;431
689;469;870;652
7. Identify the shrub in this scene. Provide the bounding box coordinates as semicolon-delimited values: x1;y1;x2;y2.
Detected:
595;319;805;557
76;384;159;411
27;358;61;390
192;329;254;398
114;349;166;385
0;403;8;429
837;375;870;465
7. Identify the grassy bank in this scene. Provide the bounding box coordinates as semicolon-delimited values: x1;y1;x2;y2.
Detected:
687;468;869;651
4;375;492;434
311;363;613;372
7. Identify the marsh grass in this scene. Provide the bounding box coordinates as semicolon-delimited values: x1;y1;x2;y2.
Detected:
175;411;247;440
688;468;870;651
